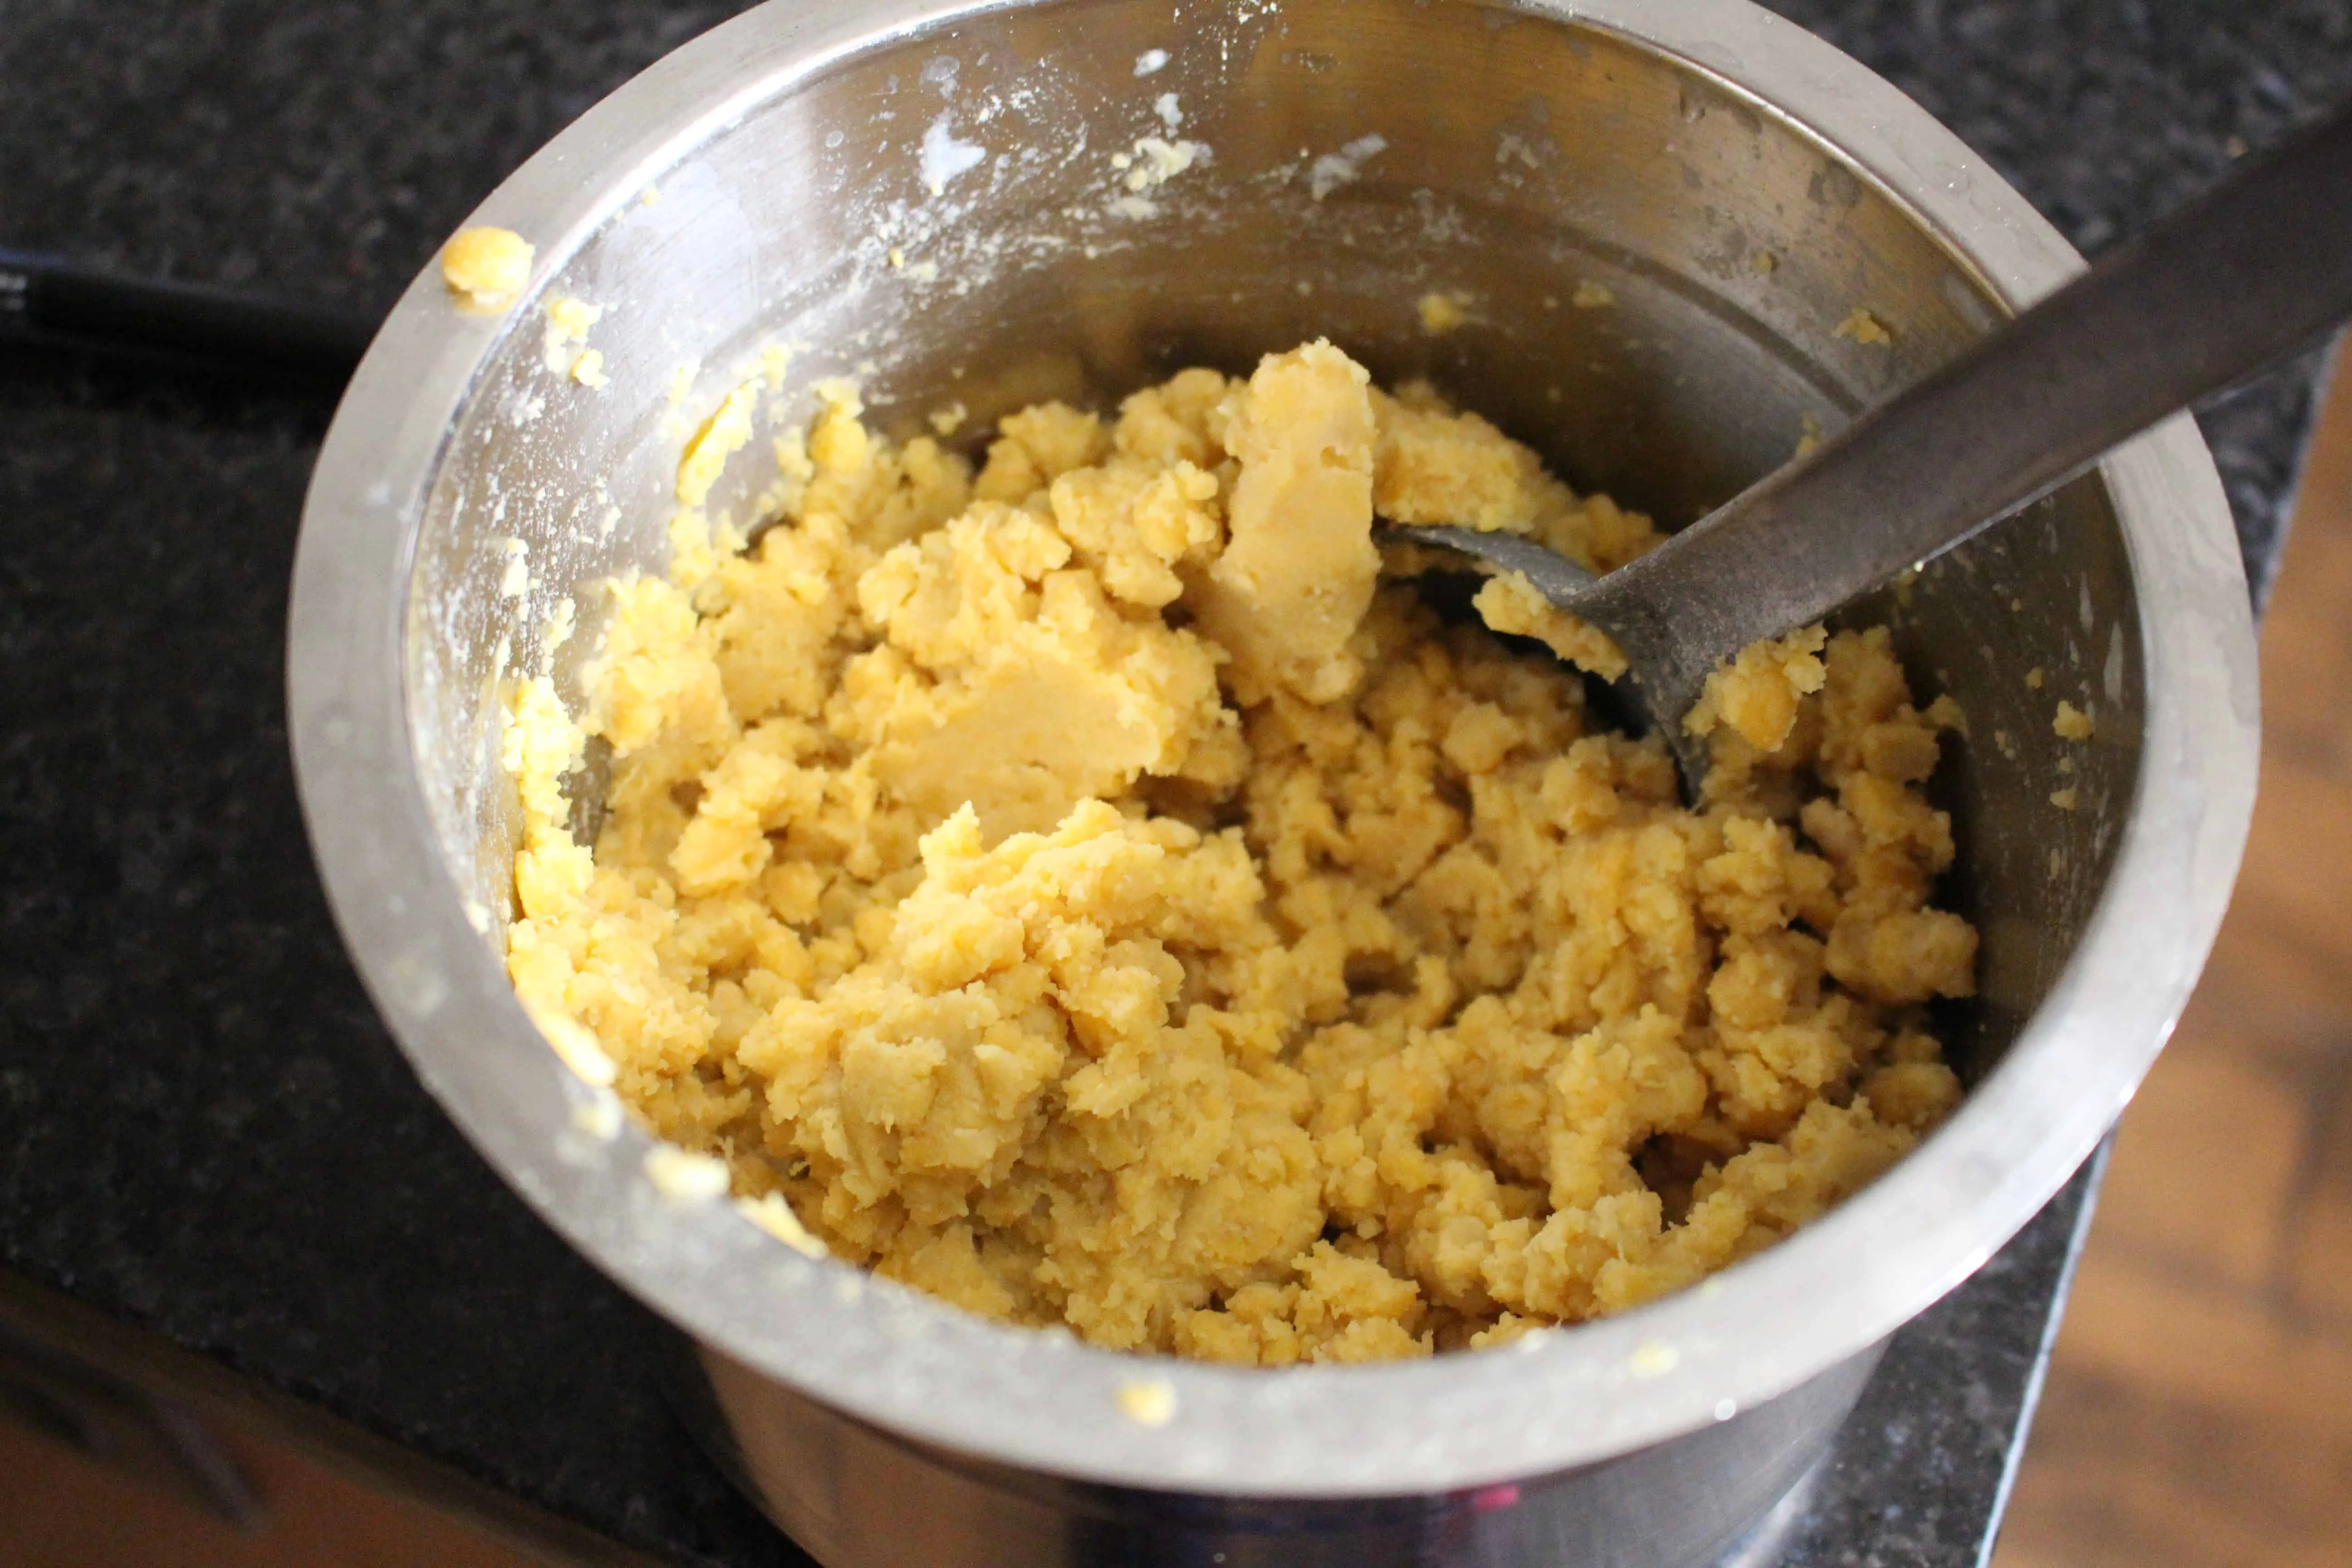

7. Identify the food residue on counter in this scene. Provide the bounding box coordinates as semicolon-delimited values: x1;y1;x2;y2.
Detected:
502;339;1973;1363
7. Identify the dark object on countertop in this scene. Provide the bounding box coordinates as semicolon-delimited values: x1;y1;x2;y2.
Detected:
0;245;376;390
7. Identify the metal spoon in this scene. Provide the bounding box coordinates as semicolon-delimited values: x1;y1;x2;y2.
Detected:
1390;99;2352;790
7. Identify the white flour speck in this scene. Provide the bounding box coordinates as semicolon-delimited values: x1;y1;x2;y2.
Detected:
920;113;986;196
1122;136;1206;193
1134;48;1170;76
498;537;530;599
1310;133;1388;199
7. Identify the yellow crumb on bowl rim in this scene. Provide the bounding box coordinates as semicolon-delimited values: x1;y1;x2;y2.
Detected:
1115;1379;1178;1426
738;1192;828;1258
1833;306;1892;346
441;226;534;314
571;1091;624;1140
1416;290;1472;334
643;1145;732;1203
2053;700;2095;741
1628;1341;1681;1379
676;379;763;508
542;294;608;384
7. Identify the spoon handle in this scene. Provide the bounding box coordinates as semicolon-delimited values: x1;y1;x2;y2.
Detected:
0;245;375;387
1576;99;2352;724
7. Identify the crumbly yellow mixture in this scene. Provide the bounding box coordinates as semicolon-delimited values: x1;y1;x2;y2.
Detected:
505;340;1973;1363
1686;626;1831;753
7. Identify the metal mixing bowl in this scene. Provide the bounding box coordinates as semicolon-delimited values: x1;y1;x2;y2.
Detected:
286;0;2260;1563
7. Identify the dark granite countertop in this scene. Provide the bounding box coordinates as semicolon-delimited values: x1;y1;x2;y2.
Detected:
1;3;2344;1565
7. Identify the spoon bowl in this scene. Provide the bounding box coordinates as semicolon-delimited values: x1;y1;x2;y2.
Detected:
1393;98;2351;799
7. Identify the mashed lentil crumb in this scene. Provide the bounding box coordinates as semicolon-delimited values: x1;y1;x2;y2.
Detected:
1833;307;1893;347
1417;291;1472;335
504;339;1973;1362
441;226;534;314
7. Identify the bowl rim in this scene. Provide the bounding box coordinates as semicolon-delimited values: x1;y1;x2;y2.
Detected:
286;0;2259;1496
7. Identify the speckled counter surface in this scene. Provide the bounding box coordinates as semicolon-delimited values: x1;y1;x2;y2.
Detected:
0;4;2342;1565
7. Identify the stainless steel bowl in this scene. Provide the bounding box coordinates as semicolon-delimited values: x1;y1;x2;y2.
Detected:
286;1;2260;1563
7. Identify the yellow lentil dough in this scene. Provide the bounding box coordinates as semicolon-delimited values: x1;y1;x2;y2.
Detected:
505;339;1974;1363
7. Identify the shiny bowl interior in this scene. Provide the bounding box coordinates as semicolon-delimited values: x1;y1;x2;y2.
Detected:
291;0;2257;1506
